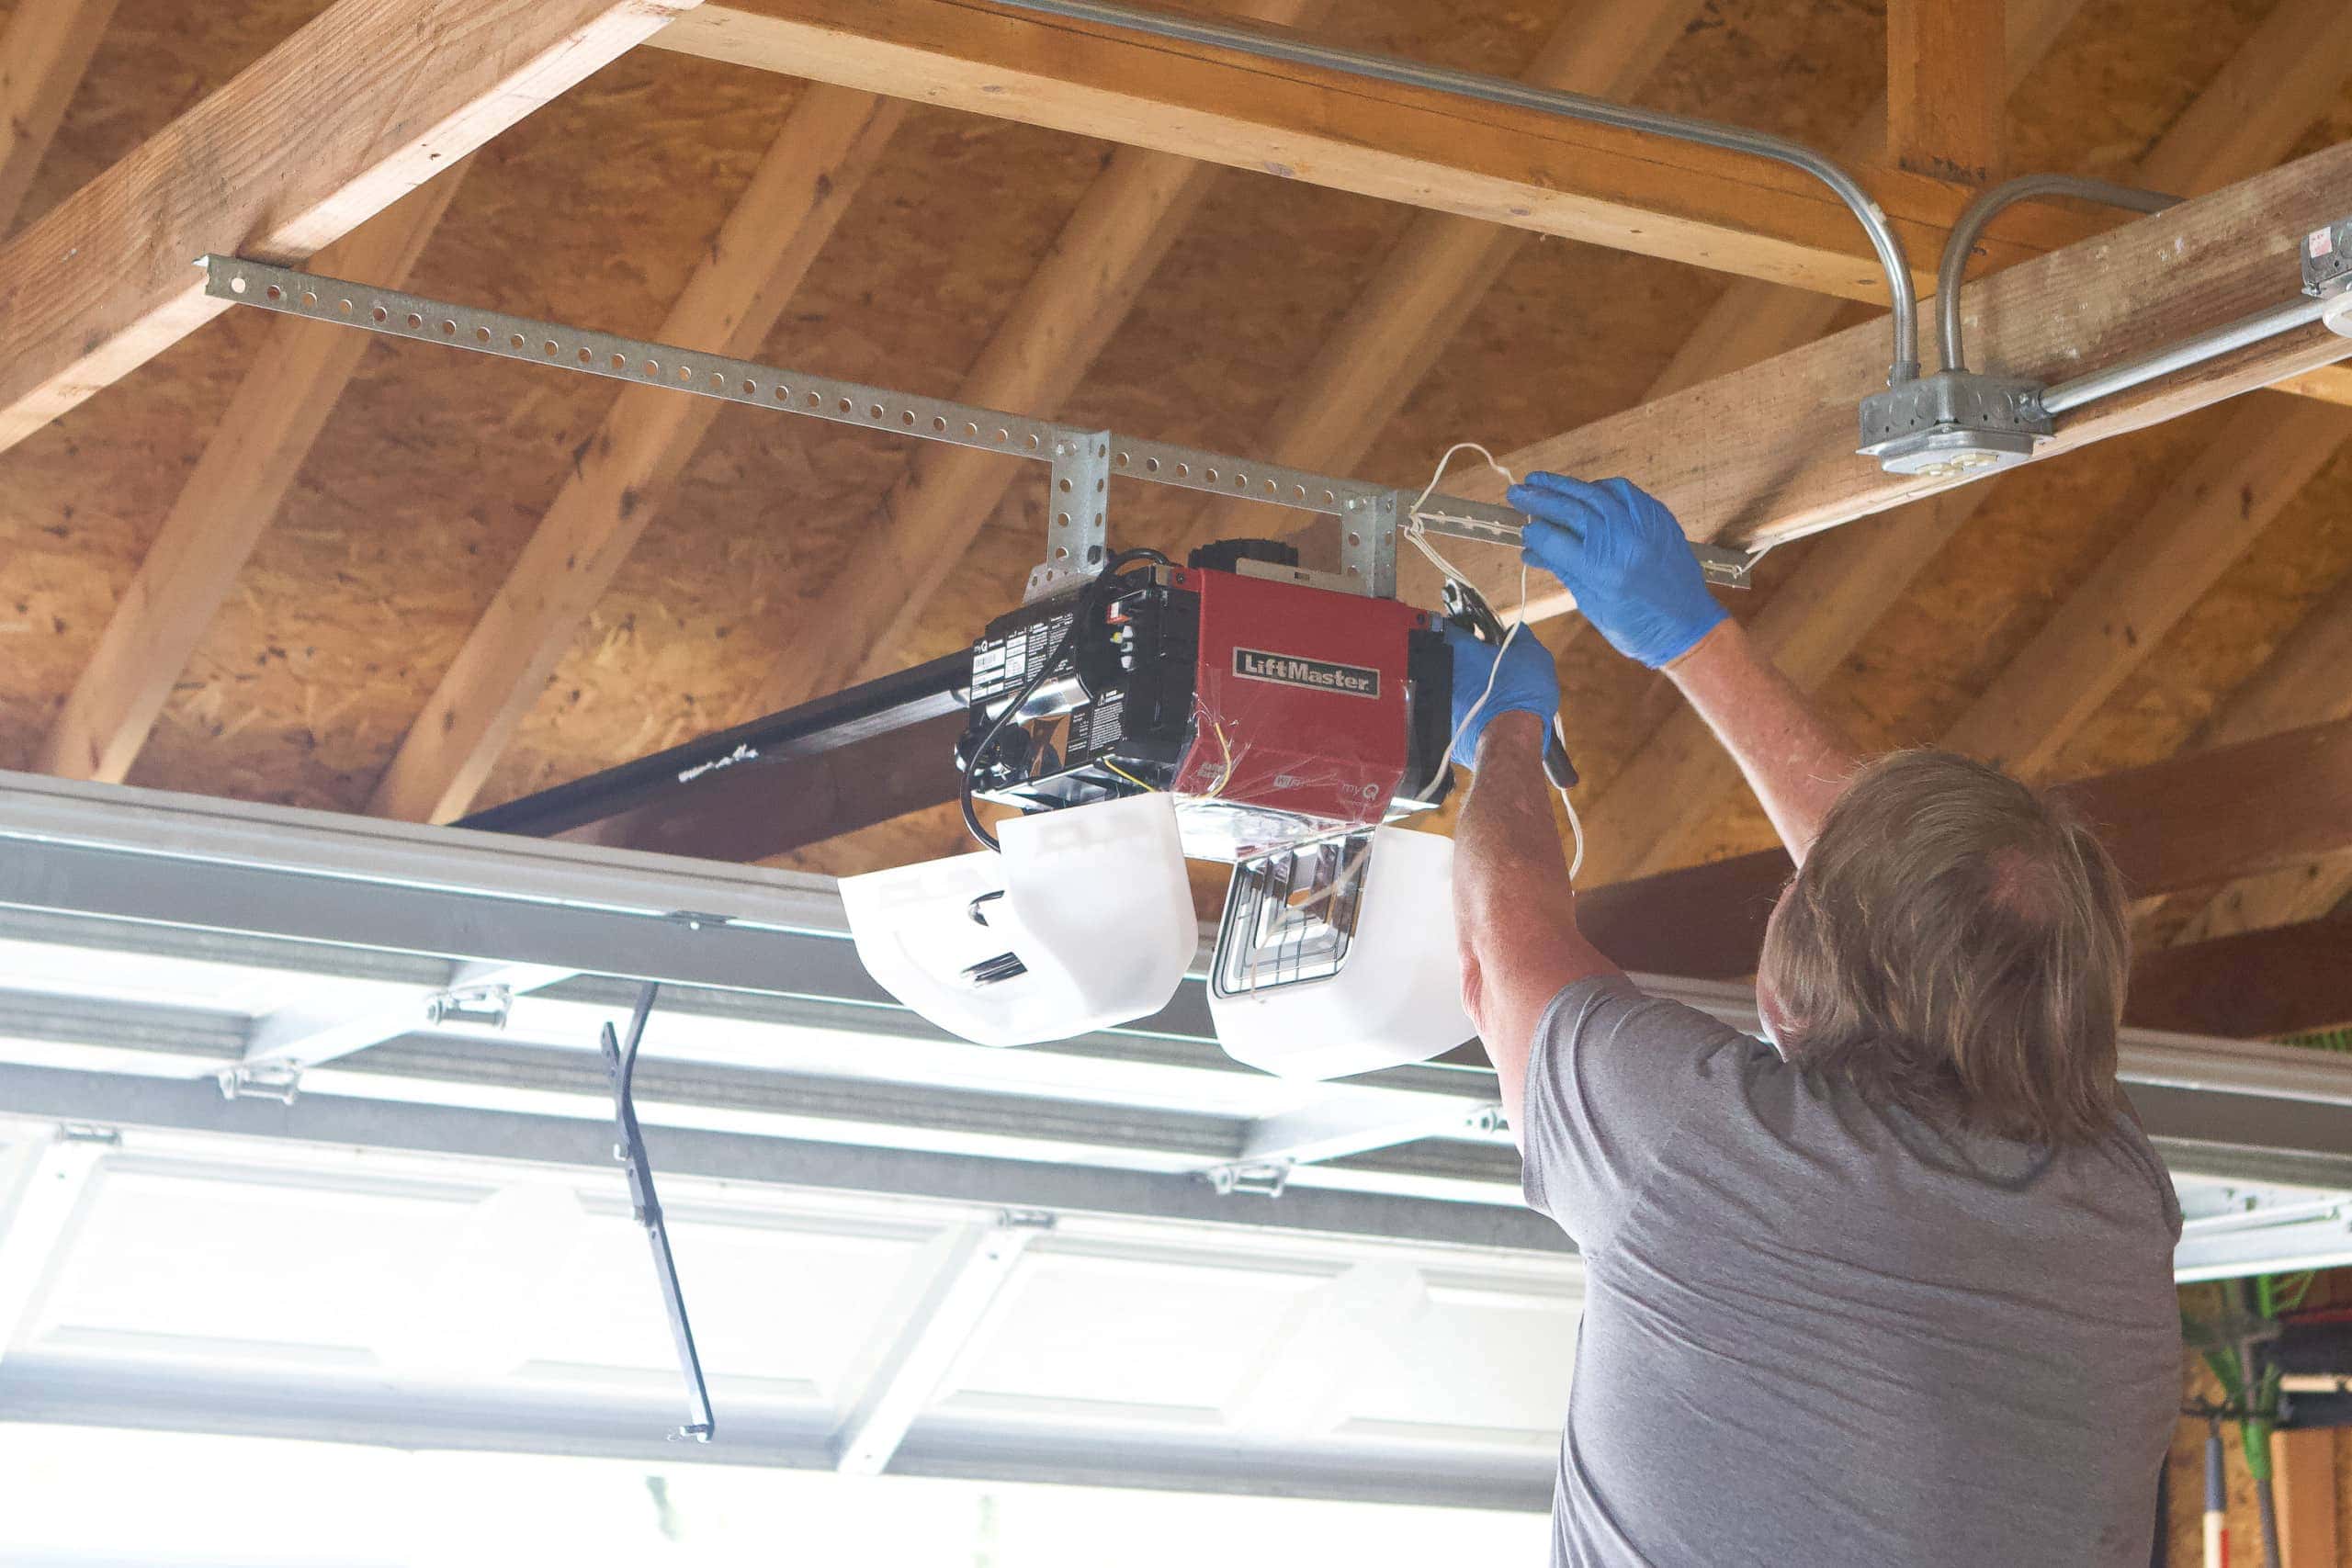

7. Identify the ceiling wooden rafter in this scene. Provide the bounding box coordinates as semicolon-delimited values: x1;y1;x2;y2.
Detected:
0;0;701;451
0;0;123;232
37;165;473;785
366;83;906;824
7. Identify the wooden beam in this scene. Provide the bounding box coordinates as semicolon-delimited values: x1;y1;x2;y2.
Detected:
757;0;1327;715
2071;716;2352;900
663;0;2107;303
0;0;123;232
1886;0;2003;185
2136;0;2352;205
1415;141;2352;625
2128;908;2352;1040
1650;0;2079;399
0;0;697;456
2174;585;2352;942
1163;0;1700;563
367;85;905;824
1648;0;2352;405
1571;0;2352;885
33;166;471;785
1575;713;2352;976
2271;1429;2341;1568
1938;395;2352;776
2194;580;2352;754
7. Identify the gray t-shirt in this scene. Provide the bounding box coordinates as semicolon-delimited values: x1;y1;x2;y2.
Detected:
1521;976;2182;1568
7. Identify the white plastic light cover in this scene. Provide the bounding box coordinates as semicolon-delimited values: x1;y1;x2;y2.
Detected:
1209;826;1475;1080
840;793;1195;1047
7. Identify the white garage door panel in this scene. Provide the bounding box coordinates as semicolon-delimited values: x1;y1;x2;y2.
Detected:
942;1248;1337;1419
34;1165;477;1362
1332;1277;1579;1439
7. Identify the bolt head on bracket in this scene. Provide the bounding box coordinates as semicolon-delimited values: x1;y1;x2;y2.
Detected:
1858;370;2052;478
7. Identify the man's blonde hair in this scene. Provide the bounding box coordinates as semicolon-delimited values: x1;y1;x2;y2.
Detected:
1758;750;2131;1148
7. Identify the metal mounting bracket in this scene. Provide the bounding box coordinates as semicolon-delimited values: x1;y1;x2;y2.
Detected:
1857;369;2053;477
1337;491;1401;599
216;1063;301;1104
423;982;514;1030
1024;431;1113;603
1205;1160;1294;1198
2302;219;2352;337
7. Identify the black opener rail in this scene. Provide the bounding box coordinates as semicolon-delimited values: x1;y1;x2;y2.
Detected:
458;654;970;844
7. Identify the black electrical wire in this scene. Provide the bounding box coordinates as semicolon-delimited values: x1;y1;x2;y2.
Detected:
958;547;1170;852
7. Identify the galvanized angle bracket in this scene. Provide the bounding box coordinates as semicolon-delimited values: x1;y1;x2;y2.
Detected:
1205;1160;1294;1199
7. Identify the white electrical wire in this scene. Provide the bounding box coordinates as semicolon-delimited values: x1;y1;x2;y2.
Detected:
1407;443;1586;882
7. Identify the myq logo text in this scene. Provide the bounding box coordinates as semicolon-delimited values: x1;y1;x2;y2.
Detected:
1232;648;1380;699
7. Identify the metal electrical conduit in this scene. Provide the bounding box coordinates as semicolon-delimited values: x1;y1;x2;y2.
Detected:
1938;175;2184;375
998;5;2352;434
986;0;1925;386
1937;174;2339;414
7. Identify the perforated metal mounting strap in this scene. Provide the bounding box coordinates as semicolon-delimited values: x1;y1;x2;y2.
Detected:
199;255;1757;604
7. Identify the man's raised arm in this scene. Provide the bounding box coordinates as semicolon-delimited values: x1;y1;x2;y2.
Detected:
1443;628;1617;1146
1508;474;1862;865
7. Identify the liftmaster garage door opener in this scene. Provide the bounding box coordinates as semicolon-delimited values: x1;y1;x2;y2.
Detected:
201;255;1753;1078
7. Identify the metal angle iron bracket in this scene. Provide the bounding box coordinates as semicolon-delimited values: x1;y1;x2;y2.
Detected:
1024;431;1114;604
198;256;1750;606
1205;1160;1295;1199
216;1062;301;1105
423;982;514;1030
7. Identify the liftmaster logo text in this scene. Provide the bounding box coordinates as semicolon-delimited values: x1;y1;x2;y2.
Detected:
1233;648;1380;698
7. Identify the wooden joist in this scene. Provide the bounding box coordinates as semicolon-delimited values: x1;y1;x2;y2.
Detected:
1568;1;2352;885
2128;909;2352;1040
660;0;2107;303
0;0;123;231
758;0;1328;716
0;0;697;456
2087;718;2352;898
368;84;905;824
35;166;472;786
1576;714;2352;981
1165;0;1700;560
2173;587;2352;943
1938;395;2352;776
1885;0;2003;186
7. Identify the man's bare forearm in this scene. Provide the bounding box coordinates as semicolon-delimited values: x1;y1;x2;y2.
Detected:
1454;713;1612;1140
1664;620;1862;865
1457;716;1576;950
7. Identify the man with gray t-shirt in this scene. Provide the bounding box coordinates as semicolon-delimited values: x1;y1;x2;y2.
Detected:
1442;474;2181;1567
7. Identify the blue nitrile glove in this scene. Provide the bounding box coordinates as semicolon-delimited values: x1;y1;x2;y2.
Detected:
1506;473;1728;669
1443;621;1558;770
